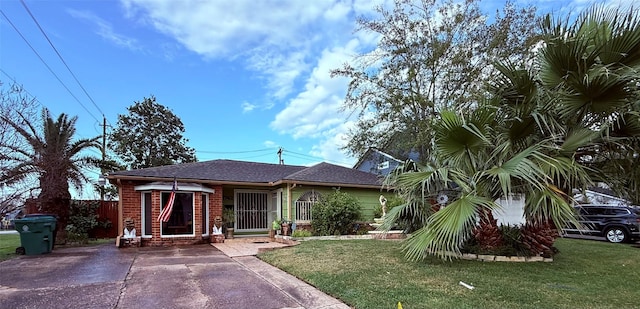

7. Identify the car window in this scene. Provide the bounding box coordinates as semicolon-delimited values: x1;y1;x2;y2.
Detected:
604;208;630;215
576;207;589;215
583;207;606;215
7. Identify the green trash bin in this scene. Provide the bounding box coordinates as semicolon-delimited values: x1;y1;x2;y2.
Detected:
14;215;57;255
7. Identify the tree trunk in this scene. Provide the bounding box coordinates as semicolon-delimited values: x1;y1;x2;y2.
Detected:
38;176;71;244
521;220;558;257
472;209;503;251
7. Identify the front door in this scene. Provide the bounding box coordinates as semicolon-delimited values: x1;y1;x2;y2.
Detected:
235;190;269;232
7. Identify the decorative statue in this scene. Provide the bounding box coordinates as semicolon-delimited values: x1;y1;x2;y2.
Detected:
211;216;225;243
123;218;136;238
379;195;388;217
212;216;223;234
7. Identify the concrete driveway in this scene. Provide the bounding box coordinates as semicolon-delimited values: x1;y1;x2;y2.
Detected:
0;243;348;309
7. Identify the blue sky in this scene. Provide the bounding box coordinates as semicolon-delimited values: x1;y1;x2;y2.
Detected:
0;0;631;198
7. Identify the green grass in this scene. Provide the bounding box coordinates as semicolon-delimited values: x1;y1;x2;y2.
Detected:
258;238;640;309
0;233;114;261
0;234;21;261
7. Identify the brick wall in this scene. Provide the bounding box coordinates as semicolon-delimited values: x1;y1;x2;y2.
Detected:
119;181;223;247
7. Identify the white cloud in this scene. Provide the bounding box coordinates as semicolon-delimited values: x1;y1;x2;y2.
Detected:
118;0;383;164
310;120;357;167
263;140;278;148
270;39;362;138
119;0;345;99
68;9;142;52
241;101;256;113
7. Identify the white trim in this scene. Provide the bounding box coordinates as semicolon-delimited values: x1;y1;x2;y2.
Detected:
140;191;152;237
134;182;214;193
371;148;403;163
202;193;209;236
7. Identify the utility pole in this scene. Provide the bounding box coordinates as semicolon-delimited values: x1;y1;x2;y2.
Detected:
100;116;106;202
277;147;284;165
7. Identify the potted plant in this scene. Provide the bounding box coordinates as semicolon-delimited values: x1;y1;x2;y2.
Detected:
223;208;235;239
270;219;281;238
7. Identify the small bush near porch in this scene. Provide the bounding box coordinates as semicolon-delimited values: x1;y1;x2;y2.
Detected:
311;190;361;236
259;238;639;309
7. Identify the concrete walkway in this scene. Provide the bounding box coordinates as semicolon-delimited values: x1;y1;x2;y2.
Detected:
0;241;349;309
211;237;293;257
212;237;349;309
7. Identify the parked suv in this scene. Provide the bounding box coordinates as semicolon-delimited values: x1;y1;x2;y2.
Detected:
563;204;640;243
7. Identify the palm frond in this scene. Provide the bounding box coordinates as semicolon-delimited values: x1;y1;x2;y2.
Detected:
402;194;496;261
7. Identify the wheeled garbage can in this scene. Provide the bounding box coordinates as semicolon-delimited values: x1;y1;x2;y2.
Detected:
14;215;57;255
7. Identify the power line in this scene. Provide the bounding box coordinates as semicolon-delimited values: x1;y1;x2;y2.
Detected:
20;0;105;118
282;148;353;166
196;148;276;154
0;9;101;124
0;68;42;108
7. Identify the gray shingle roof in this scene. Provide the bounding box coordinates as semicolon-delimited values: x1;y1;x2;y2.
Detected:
109;159;306;183
109;159;382;187
284;162;382;186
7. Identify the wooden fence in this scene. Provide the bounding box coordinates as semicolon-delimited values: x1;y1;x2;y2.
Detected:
25;199;119;238
92;201;118;238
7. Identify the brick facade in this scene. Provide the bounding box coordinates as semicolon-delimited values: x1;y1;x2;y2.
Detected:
118;180;223;247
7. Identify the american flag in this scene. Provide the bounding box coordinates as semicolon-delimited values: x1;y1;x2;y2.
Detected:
158;178;177;222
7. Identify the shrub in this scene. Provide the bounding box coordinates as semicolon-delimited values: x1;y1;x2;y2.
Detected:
65;200;100;244
292;229;312;237
311;190;361;236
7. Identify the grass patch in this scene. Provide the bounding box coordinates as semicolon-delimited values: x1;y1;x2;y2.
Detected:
0;233;114;261
259;238;640;309
0;234;21;261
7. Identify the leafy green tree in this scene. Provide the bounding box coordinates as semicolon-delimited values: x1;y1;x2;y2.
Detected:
332;0;540;161
0;108;100;228
385;4;640;260
110;96;197;169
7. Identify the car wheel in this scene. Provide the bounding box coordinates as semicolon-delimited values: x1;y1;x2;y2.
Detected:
605;227;628;243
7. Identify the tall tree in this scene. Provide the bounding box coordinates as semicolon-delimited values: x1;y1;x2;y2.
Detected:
0;108;100;228
386;4;640;260
0;81;39;203
332;0;540;161
110;96;197;169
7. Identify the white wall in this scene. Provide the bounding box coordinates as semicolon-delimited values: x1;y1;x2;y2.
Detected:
493;194;525;226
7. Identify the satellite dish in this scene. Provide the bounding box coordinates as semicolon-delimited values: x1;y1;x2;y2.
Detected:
436;193;449;205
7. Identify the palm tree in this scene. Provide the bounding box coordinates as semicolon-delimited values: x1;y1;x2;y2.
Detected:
0;108;100;229
384;4;640;260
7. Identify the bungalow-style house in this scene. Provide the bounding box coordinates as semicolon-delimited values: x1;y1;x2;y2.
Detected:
107;159;384;246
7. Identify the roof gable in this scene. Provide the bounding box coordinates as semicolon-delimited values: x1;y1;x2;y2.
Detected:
285;162;381;186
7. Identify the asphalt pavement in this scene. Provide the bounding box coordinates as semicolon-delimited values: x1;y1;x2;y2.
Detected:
0;243;349;309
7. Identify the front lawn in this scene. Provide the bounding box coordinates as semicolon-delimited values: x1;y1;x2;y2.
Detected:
259;238;639;309
0;233;21;261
